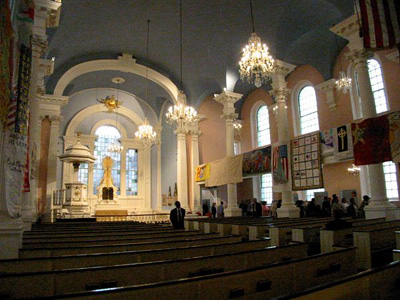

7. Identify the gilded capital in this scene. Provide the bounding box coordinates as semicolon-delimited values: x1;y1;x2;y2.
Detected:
346;49;374;67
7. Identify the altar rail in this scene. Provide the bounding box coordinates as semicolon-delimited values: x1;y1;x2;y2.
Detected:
95;214;170;224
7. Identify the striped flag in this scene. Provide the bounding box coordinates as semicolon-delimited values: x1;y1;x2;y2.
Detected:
359;0;400;50
272;145;288;184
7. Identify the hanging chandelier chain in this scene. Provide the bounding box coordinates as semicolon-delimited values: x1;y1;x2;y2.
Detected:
250;0;255;33
180;0;183;91
146;19;150;107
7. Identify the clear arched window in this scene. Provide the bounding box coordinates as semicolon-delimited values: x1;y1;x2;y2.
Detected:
257;105;270;147
367;59;388;114
298;86;319;134
93;125;121;194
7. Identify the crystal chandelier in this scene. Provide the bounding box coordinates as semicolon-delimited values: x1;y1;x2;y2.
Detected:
134;20;157;146
135;118;156;145
166;1;198;128
336;71;352;94
239;0;275;87
107;141;123;153
166;92;198;126
334;36;352;94
348;164;360;175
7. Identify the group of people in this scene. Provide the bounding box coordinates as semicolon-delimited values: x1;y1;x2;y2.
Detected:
296;193;370;219
239;198;282;218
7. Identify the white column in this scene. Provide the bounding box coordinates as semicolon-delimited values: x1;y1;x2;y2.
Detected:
143;144;153;212
119;147;127;198
271;60;299;218
156;128;163;211
332;15;396;220
214;91;243;216
175;122;189;210
190;128;202;213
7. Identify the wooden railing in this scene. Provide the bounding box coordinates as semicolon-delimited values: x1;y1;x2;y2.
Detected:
95;213;170;224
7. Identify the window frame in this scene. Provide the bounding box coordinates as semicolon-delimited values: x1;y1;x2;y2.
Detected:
383;161;399;201
297;85;319;135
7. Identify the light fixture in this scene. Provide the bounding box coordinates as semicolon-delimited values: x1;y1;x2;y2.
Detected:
272;104;287;115
135;20;157;146
348;164;360;175
239;0;275;88
135;117;156;145
107;77;124;153
165;0;198;129
233;123;242;130
334;36;352;94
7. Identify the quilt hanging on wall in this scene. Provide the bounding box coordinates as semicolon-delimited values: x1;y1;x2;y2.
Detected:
291;132;323;190
389;111;400;163
352;115;392;165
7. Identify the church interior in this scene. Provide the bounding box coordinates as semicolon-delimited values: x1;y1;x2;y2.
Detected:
1;0;400;299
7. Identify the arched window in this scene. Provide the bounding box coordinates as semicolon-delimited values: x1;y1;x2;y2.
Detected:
93;125;121;194
298;86;319;134
367;58;388;114
256;105;270;147
383;161;399;200
261;173;273;204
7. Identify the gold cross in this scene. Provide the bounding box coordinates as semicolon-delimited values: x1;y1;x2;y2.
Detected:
338;128;347;151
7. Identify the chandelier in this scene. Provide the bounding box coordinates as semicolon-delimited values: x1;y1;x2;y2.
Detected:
336;71;352;94
166;92;198;126
134;20;157;146
135;118;156;145
107;141;123;153
239;0;275;88
166;1;198;128
334;36;352;94
348;164;360;175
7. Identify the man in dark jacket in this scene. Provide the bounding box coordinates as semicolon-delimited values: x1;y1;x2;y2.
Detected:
170;201;186;229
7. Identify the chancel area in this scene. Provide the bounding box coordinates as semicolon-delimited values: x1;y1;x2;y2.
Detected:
1;0;400;299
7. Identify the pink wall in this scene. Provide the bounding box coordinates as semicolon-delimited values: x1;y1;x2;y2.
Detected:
240;89;276;153
198;95;226;164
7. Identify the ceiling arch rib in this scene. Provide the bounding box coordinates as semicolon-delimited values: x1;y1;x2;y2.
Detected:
54;54;180;104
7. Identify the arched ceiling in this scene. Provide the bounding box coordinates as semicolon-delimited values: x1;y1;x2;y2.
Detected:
45;0;354;111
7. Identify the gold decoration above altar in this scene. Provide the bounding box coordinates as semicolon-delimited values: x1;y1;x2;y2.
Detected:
97;95;122;112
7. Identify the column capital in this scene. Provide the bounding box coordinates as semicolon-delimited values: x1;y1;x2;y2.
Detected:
269;87;291;102
316;79;337;111
346;49;374;67
272;60;296;90
34;0;62;28
32;34;49;56
220;112;238;122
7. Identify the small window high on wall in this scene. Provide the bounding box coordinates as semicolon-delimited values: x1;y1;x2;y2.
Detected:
298;86;319;134
383;162;399;200
367;58;388;114
257;105;270;147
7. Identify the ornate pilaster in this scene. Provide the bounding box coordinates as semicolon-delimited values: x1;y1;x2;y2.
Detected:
155;127;163;212
271;60;299;218
316;79;338;111
214;91;242;216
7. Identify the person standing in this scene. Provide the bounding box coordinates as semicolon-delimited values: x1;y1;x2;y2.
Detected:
217;201;224;218
251;198;262;217
170;201;186;229
239;200;247;216
211;203;217;218
202;203;209;216
261;201;270;216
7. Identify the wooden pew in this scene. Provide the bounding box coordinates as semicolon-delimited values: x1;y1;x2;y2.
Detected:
292;218;386;247
22;232;216;249
0;239;271;273
22;230;202;244
353;225;400;270
320;219;400;253
24;247;356;300
272;260;400;300
0;243;306;299
18;235;243;258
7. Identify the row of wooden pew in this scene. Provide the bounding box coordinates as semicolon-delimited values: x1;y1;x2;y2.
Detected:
0;217;399;299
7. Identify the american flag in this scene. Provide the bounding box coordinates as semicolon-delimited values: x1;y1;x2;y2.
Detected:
279;145;289;182
273;145;289;183
359;0;400;50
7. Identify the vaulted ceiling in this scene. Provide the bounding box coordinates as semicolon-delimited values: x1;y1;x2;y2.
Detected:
45;0;354;114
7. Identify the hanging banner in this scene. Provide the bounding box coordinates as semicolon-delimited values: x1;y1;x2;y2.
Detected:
320;129;334;153
272;144;288;184
205;155;243;187
242;146;271;177
352;115;392;165
291;132;324;190
388;111;400;163
334;124;354;161
195;163;211;182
